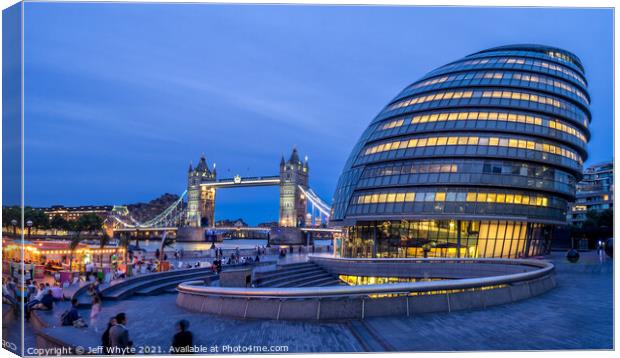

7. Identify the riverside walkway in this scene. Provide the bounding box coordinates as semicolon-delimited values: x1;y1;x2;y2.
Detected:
16;251;613;353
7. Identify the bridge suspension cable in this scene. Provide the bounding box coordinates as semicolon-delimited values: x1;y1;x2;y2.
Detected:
111;190;188;229
298;185;331;218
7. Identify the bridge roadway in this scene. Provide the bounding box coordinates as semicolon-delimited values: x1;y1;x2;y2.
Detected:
113;226;342;233
200;175;281;188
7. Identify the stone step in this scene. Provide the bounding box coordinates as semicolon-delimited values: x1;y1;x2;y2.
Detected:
297;276;343;287
134;274;216;296
256;267;325;286
270;271;335;287
74;267;215;306
255;264;322;279
102;271;215;300
255;262;316;277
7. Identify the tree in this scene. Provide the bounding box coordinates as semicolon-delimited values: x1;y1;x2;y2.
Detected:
573;209;614;248
2;206;21;234
68;235;83;272
49;216;70;235
117;233;131;276
98;233;111;271
23;207;50;231
66;214;103;272
75;214;104;234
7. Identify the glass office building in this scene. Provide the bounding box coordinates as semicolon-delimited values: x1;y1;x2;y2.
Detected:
331;45;590;258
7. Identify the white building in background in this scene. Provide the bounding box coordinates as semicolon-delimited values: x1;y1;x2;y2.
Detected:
568;161;613;225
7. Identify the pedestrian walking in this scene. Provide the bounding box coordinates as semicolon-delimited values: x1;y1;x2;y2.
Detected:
171;319;193;354
90;296;102;332
101;317;117;354
109;312;132;351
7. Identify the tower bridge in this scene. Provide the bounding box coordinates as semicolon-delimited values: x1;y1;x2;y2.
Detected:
109;148;336;243
186;148;325;229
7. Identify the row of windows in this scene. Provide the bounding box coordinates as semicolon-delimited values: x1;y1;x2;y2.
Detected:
377;110;587;143
343;220;549;259
408;71;588;104
546;50;582;69
473;49;585;74
362;162;458;177
361;159;573;183
475;48;585;72
356;171;575;197
347;199;566;222
436;56;586;87
378;93;588;130
353;190;550;207
355;142;582;174
363;135;581;163
387;89;576;114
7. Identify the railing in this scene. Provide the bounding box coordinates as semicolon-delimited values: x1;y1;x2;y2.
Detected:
111;191;187;229
177;258;553;299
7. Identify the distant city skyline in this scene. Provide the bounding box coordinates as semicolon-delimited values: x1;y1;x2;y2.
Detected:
18;3;613;225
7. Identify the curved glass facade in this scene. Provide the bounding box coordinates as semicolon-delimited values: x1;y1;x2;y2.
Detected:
332;44;590;259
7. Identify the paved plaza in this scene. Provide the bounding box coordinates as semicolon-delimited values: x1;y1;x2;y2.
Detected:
9;251;614;353
362;252;613;351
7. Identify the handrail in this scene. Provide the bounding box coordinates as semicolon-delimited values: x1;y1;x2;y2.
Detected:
309;255;549;268
177;258;554;299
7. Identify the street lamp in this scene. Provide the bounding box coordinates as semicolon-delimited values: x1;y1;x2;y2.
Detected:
10;219;17;236
26;219;33;240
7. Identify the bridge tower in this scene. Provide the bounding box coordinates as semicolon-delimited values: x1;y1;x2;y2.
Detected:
186;154;217;227
279;148;309;227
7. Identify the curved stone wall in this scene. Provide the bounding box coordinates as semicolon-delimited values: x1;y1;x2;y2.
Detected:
176;257;555;320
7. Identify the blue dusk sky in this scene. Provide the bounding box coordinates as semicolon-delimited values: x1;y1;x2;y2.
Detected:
21;3;613;225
